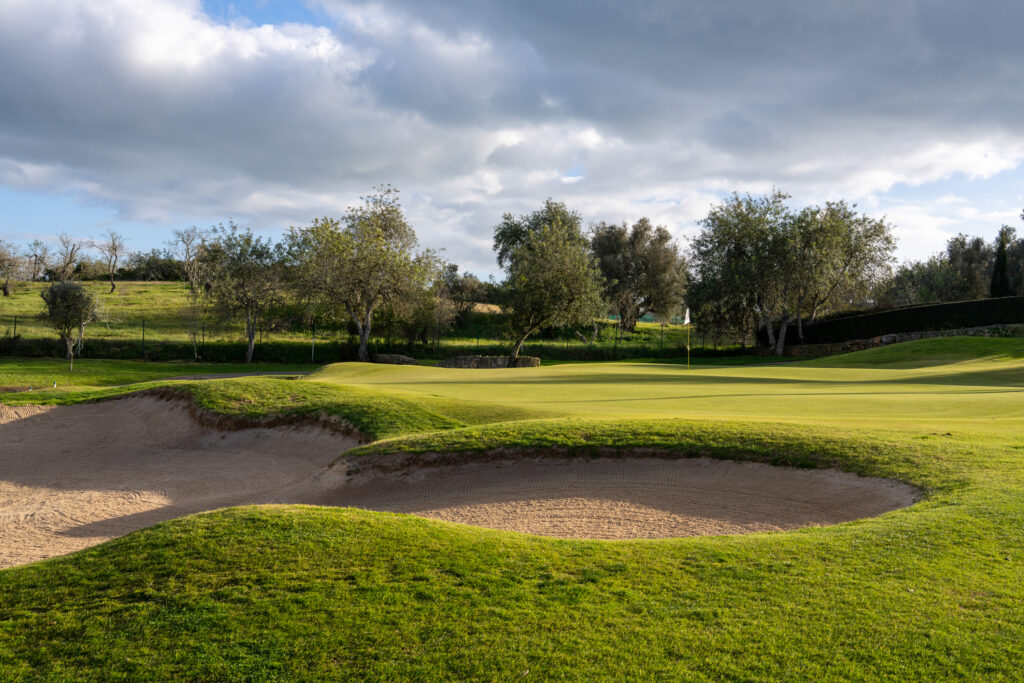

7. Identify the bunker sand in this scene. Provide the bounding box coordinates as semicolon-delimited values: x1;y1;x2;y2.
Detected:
0;398;917;568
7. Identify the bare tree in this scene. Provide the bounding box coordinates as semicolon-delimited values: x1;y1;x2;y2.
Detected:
26;240;51;281
168;226;210;359
54;233;84;282
90;229;128;293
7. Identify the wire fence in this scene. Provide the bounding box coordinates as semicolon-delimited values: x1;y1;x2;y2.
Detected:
0;312;743;364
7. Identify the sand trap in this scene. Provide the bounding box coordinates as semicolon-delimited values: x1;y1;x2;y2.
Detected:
0;398;358;568
320;457;918;540
0;398;918;568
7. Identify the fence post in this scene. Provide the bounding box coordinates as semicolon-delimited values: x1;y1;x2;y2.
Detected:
141;319;145;357
311;319;316;363
12;315;16;338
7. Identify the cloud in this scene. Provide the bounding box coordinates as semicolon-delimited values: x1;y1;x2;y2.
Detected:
0;0;1022;274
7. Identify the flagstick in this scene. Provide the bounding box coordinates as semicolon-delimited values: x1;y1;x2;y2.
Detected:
687;324;690;370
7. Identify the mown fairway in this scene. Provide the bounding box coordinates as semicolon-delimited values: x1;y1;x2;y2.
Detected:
0;337;1022;679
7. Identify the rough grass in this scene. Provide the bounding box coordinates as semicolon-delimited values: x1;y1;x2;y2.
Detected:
0;336;1023;679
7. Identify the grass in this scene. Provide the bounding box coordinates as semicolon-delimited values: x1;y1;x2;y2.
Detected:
0;358;316;391
1;336;1023;679
0;280;716;361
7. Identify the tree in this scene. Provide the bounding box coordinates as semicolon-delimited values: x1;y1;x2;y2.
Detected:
788;201;894;342
1005;225;1024;295
591;217;687;333
990;227;1013;298
203;223;282;363
689;190;793;355
285;186;432;362
493;198;580;269
25;240;51;282
494;203;605;365
169;226;211;359
946;234;993;299
53;233;83;282
0;241;20;297
40;282;96;371
90;229;127;293
441;263;486;327
383;259;455;346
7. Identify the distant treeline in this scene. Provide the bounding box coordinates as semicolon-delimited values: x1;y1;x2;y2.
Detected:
3;190;1022;362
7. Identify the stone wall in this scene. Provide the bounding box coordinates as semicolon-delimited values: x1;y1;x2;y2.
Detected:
438;355;541;368
373;354;419;365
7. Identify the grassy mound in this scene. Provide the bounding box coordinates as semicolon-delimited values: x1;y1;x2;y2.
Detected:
1;340;1023;678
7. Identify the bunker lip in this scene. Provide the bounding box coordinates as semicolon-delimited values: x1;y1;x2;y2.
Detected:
0;397;919;568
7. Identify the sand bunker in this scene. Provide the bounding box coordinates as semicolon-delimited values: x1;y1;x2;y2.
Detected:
0;398;918;568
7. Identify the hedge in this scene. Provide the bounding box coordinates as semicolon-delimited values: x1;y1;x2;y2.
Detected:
0;336;745;364
793;296;1024;345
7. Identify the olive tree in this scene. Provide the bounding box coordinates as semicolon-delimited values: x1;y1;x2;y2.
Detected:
203;223;282;363
591;217;687;333
494;201;605;365
41;282;96;371
690;190;793;353
285;186;434;361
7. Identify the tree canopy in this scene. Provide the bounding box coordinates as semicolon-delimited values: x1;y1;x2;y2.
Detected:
203;222;283;363
591;217;687;332
40;281;97;370
285;186;436;362
689;191;895;354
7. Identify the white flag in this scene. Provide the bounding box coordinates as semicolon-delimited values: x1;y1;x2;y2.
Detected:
683;308;690;325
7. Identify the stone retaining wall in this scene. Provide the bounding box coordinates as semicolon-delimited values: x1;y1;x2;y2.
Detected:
373;354;419;365
438;355;541;368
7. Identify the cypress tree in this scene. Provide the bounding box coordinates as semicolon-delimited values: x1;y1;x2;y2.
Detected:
990;233;1012;297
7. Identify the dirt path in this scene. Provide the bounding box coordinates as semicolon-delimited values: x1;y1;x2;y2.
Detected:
0;398;918;568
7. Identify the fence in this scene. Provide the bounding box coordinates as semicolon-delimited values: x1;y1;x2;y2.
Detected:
795;295;1024;345
0;313;741;364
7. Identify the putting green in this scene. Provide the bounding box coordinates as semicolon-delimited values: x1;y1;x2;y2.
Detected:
308;337;1024;434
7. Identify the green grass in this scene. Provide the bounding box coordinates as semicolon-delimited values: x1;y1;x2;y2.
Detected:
1;336;1023;679
0;358;316;391
0;280;704;355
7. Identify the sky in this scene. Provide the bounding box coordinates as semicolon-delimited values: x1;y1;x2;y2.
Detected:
1;0;1022;277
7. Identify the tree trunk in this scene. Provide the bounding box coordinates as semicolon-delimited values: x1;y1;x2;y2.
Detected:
65;338;74;371
1;277;9;296
358;327;371;362
244;311;256;363
774;315;791;356
358;308;373;362
761;316;776;349
796;294;804;343
109;276;116;293
509;334;529;367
